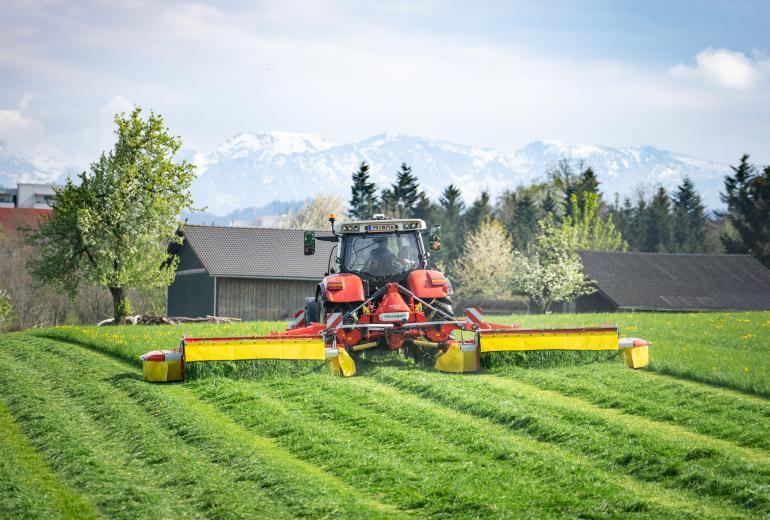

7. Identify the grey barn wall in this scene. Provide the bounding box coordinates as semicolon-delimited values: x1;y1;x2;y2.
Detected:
574;291;618;313
167;244;214;317
168;272;215;317
217;277;320;321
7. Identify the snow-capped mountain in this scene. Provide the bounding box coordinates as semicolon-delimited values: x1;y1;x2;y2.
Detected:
1;132;730;215
0;140;75;187
190;132;729;215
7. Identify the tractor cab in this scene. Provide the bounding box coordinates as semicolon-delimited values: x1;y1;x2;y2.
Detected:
305;214;441;287
303;214;448;324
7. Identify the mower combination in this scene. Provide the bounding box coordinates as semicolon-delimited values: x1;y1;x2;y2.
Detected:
141;215;650;382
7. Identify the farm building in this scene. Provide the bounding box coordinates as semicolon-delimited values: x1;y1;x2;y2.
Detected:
167;225;334;320
574;251;770;312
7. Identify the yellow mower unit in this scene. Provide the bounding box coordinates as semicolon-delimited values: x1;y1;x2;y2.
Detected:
183;335;326;362
478;326;620;353
140;350;184;382
140;306;649;382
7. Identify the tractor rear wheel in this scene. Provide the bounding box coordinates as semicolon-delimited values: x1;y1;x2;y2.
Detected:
304;297;319;326
425;297;454;321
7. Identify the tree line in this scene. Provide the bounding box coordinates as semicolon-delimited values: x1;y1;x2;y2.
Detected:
346;155;770;308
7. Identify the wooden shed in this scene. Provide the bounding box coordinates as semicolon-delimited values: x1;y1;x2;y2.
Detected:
167;225;334;320
574;251;770;312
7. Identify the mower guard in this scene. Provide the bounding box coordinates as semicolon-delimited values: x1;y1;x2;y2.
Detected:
183;334;326;362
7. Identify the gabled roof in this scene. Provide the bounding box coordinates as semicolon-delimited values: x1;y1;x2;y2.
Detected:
181;224;335;280
579;251;770;311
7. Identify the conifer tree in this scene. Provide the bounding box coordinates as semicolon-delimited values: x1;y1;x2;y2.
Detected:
630;194;649;251
721;156;770;266
464;191;493;232
439;184;465;219
608;194;634;246
380;163;422;218
511;193;539;251
721;154;758;254
577;166;600;196
644;187;673;252
348;161;378;220
748;166;770;266
435;184;465;267
413;192;436;223
672;176;708;252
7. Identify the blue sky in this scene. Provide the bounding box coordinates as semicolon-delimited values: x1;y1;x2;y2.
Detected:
1;0;768;166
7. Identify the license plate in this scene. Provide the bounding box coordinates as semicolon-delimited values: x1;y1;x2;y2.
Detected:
366;224;397;232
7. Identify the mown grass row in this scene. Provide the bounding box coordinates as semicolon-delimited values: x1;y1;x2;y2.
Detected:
191;375;707;517
489;363;770;451
366;363;770;513
0;335;399;518
1;311;767;518
0;401;98;520
10;329;756;517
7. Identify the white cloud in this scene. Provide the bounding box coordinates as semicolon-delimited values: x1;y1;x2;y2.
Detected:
0;92;37;134
670;48;766;90
100;94;135;118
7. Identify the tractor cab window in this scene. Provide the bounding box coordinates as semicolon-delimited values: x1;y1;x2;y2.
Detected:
343;233;420;278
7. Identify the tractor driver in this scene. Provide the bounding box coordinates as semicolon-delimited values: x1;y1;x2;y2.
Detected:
366;236;400;276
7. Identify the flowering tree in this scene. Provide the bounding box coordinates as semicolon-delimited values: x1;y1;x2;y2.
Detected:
511;251;593;312
29;108;196;323
511;192;625;311
451;220;516;299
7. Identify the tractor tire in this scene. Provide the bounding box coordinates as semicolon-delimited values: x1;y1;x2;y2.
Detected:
304;297;319;326
426;297;454;321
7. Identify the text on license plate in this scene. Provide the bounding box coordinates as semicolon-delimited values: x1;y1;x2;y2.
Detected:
366;224;397;232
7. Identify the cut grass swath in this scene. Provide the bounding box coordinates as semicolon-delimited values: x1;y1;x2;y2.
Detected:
191;372;746;518
369;364;770;515
490;363;770;451
3;335;398;519
0;400;98;520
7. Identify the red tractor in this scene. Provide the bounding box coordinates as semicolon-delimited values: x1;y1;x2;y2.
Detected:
301;214;458;360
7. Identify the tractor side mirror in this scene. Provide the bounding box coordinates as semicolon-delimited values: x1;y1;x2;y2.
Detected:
428;225;441;251
304;231;316;255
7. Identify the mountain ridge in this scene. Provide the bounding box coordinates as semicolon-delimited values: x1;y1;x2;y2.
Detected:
190;132;728;214
0;132;730;215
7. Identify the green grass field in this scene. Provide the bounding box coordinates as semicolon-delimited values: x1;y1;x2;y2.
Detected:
1;311;769;518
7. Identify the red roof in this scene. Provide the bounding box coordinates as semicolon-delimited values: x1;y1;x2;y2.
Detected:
0;208;52;238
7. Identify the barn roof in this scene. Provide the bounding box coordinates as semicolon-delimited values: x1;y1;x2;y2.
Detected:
579;251;770;311
181;224;335;280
